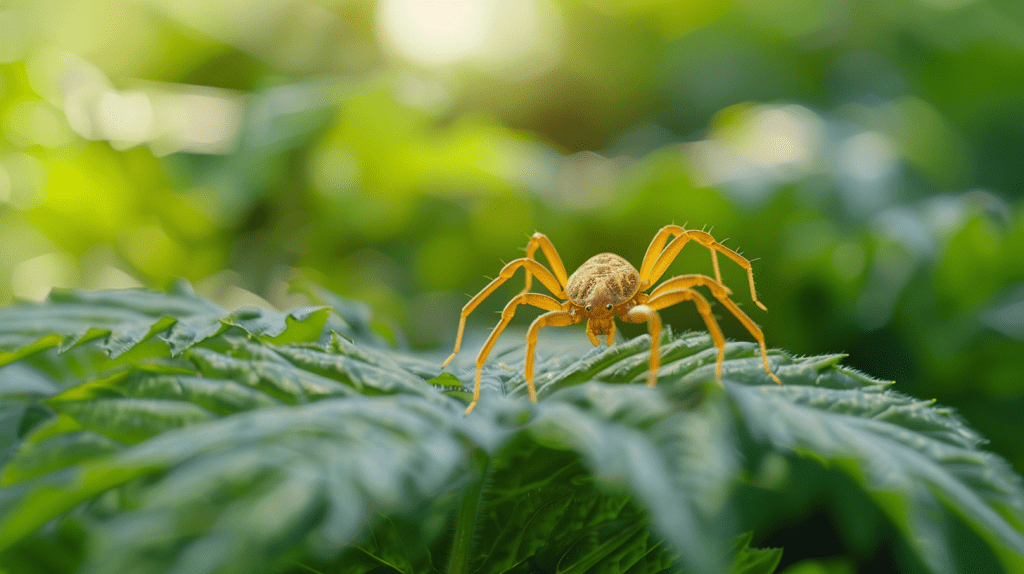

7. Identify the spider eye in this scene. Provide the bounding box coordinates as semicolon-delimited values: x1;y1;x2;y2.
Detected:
605;303;613;310
585;305;591;312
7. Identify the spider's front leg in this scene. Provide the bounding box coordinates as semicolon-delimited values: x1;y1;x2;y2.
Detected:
443;258;565;369
463;293;563;415
520;232;569;295
639;225;767;311
524;310;577;403
623;304;664;388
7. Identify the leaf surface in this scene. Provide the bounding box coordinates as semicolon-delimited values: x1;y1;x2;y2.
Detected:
0;288;1019;574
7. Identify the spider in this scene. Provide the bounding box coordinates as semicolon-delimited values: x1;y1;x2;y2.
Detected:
442;225;781;415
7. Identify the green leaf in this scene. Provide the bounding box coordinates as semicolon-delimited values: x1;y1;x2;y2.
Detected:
0;282;330;365
1;431;122;484
727;380;1024;574
731;532;783;574
186;346;355;403
11;397;468;574
523;384;737;574
45;398;216;444
0;286;1019;574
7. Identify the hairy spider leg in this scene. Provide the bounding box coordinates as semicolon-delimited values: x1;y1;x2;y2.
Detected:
639;225;721;284
627;289;726;388
443;258;567;369
520;232;569;296
652;275;781;384
524;310;579;405
638;225;767;311
623;303;661;387
648;273;729;298
463;293;564;415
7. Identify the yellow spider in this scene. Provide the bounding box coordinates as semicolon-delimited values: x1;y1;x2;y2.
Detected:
443;225;781;414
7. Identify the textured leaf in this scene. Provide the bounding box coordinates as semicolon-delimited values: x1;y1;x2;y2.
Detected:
472;440;682;574
0;281;329;364
0;287;1019;574
454;329;1024;574
186;346;355;403
728;380;1024;574
46;398;217;444
1;430;122;485
0;397;469;574
731;532;783;574
525;384;737;574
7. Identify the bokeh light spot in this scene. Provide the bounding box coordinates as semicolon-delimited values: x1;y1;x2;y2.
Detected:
12;252;76;301
378;0;492;67
377;0;562;79
96;90;155;149
839;131;897;183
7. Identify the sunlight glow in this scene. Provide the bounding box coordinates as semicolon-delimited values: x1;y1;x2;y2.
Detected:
377;0;562;79
95;90;154;148
12;252;75;302
379;0;490;67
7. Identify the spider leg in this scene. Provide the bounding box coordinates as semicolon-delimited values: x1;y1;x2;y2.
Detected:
640;225;728;286
520;232;570;295
444;258;567;369
525;310;578;404
464;293;563;415
638;225;767;311
605;321;616;346
649;273;732;299
691;282;781;385
652;274;780;384
623;304;663;388
638;225;679;281
640;288;727;386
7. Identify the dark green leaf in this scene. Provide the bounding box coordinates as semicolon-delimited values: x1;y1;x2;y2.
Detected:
730;532;783;574
0;283;332;364
0;287;1019;574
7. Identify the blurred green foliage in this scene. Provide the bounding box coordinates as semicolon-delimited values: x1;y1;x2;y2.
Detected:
2;0;1024;568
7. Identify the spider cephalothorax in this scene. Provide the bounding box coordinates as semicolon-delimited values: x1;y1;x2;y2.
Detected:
565;253;640;344
443;225;781;414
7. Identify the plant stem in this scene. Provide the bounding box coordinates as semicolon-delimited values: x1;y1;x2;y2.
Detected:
447;448;490;574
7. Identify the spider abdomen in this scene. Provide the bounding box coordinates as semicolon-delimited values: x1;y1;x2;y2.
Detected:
565;253;641;306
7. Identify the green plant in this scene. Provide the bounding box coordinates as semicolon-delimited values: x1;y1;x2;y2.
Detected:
0;282;1020;574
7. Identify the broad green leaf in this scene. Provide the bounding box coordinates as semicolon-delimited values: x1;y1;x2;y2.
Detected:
727;380;1024;574
731;532;783;574
2;431;122;485
0;286;1020;574
0;282;330;365
523;384;738;574
0;397;470;574
455;329;1024;574
186;346;355;403
46;398;216;444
